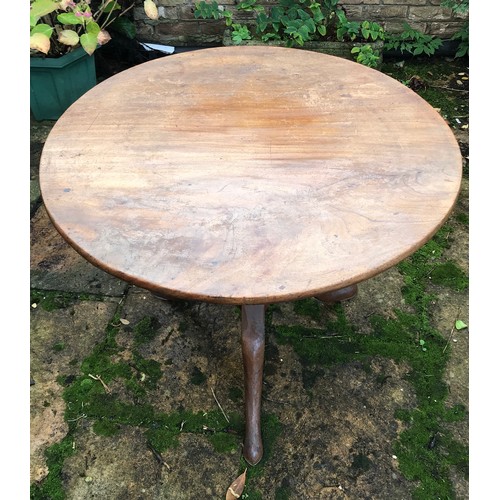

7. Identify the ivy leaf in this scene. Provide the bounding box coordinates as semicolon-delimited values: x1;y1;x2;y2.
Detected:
455;320;468;330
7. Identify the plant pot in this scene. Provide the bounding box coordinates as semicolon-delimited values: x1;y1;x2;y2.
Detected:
30;46;97;121
222;30;384;68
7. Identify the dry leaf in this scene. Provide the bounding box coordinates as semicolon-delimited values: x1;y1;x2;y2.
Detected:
30;33;50;54
226;469;247;500
119;318;130;325
97;29;112;46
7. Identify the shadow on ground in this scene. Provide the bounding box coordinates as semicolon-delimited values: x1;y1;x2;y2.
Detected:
30;55;469;500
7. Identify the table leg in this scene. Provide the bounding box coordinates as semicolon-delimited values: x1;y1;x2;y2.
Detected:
315;284;358;303
241;304;266;466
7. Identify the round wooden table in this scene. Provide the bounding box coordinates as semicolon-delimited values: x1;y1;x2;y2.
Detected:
39;46;462;465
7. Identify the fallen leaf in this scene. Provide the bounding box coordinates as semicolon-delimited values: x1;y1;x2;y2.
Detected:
119;318;130;325
455;320;468;330
226;469;247;500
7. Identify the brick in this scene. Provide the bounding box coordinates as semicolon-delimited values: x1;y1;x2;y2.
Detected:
383;20;427;34
156;20;199;36
383;0;426;5
157;6;179;20
342;5;363;18
178;4;197;18
339;0;381;4
362;5;408;19
429;21;468;37
408;6;453;21
157;0;185;7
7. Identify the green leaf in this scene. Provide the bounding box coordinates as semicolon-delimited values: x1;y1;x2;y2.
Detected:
318;25;326;36
103;0;122;13
85;21;101;36
109;16;137;39
80;32;98;55
455;320;468;330
30;0;60;23
30;23;54;38
57;12;84;26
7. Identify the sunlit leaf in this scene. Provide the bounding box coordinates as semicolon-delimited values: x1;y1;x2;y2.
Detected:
455;320;468;330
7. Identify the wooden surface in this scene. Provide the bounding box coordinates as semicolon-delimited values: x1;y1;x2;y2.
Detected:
40;46;462;304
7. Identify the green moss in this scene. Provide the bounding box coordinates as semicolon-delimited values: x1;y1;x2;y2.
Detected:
454;212;469;226
207;432;240;453
31;290;103;311
30;436;75;500
190;366;207;385
132;354;162;389
229;386;244;402
351;453;372;473
275;486;291;500
52;342;65;352
93;419;121;436
133;316;161;345
146;410;243;452
429;261;468;291
293;298;322;321
273;304;358;367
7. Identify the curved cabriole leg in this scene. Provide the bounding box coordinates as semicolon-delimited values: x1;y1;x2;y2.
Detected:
241;304;266;466
315;284;358;303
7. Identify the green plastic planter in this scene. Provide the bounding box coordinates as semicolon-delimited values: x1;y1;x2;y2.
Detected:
30;46;96;121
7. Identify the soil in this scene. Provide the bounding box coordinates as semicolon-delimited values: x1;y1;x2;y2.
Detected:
30;50;469;499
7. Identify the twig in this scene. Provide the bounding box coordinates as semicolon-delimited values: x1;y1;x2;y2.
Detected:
147;441;171;470
443;309;461;353
88;374;111;393
302;334;342;339
429;84;468;93
211;387;230;423
262;396;294;405
67;414;87;422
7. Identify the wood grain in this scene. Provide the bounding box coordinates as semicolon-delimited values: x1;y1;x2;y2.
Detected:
40;46;462;304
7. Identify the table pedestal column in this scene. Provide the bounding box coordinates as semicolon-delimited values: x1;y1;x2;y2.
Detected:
241;304;265;466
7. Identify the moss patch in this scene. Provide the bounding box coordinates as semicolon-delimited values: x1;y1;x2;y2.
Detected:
30;436;76;500
190;366;207;385
31;290;103;311
133;315;161;345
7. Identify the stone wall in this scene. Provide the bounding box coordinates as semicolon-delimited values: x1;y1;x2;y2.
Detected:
133;0;468;47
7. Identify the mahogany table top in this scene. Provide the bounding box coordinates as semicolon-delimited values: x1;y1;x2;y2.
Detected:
39;46;462;304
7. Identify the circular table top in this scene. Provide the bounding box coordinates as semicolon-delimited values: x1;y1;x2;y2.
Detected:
40;46;462;304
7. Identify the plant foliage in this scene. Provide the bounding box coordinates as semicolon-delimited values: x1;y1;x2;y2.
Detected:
30;0;158;57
